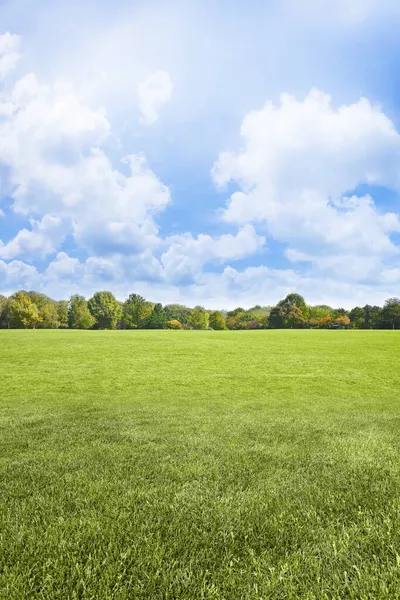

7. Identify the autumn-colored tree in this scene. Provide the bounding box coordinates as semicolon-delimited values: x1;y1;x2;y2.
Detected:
318;315;333;329
167;319;183;329
334;315;350;329
246;320;260;330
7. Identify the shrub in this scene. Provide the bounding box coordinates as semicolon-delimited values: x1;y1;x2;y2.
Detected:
167;319;183;329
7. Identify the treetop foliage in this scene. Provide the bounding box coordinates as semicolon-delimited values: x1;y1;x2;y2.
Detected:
0;290;399;330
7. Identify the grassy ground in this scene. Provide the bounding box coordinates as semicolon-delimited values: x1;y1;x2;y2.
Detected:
1;330;400;599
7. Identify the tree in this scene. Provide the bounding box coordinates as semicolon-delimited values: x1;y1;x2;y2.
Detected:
38;302;60;329
363;305;381;329
122;294;153;329
246;320;260;330
146;304;168;329
334;315;350;329
188;306;209;330
279;293;307;312
88;291;122;330
268;306;285;328
381;298;400;329
57;301;69;329
167;319;183;329
68;295;95;330
227;307;246;317
0;295;11;329
349;306;365;328
282;305;306;328
318;315;333;329
164;304;191;326
209;311;226;330
9;292;41;329
308;305;332;322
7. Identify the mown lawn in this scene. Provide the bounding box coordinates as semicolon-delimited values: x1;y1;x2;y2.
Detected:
1;330;400;599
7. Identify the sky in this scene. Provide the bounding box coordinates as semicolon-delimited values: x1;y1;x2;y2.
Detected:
1;0;400;308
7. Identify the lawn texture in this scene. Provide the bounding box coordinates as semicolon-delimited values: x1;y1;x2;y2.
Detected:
1;330;400;599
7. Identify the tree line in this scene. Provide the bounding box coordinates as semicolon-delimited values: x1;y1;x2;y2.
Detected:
0;291;400;330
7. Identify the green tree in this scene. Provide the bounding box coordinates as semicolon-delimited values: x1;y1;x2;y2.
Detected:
279;293;307;312
209;311;226;330
122;294;153;329
68;295;95;330
349;307;365;329
38;302;60;329
57;301;69;329
88;291;122;329
0;295;12;329
188;306;209;330
9;292;41;329
268;306;285;328
164;304;191;326
363;305;382;329
146;303;168;329
381;298;400;329
282;305;306;328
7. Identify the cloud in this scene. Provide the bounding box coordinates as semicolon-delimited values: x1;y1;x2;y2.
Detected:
0;64;171;260
0;32;21;78
161;225;266;282
137;71;173;125
0;214;66;260
212;89;400;281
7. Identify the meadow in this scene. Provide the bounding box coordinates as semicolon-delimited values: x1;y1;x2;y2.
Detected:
1;329;400;599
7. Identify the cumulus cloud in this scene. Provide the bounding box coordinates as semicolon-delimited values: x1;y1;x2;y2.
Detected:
161;225;266;282
0;32;21;78
0;214;66;260
0;65;171;260
212;89;400;282
137;71;173;125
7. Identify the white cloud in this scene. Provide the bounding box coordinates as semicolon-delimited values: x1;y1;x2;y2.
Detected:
212;89;400;282
161;225;266;281
0;64;171;259
0;214;66;260
137;71;173;125
0;32;21;78
0;258;40;293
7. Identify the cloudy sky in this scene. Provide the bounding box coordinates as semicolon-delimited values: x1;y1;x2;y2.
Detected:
1;0;400;308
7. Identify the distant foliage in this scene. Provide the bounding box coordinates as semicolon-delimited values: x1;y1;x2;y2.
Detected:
209;311;226;330
188;306;209;330
1;290;399;330
69;295;95;330
88;292;122;330
167;319;183;329
9;292;41;329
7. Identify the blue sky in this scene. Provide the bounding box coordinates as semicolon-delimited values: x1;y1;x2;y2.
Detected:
1;0;400;308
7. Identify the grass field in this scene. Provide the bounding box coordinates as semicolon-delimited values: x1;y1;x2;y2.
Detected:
1;330;400;599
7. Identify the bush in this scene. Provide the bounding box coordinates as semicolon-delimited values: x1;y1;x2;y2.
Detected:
167;319;183;329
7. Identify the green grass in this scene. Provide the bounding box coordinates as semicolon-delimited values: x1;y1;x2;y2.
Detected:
1;330;400;599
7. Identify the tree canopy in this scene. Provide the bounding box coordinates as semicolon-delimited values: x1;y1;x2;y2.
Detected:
1;290;399;331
